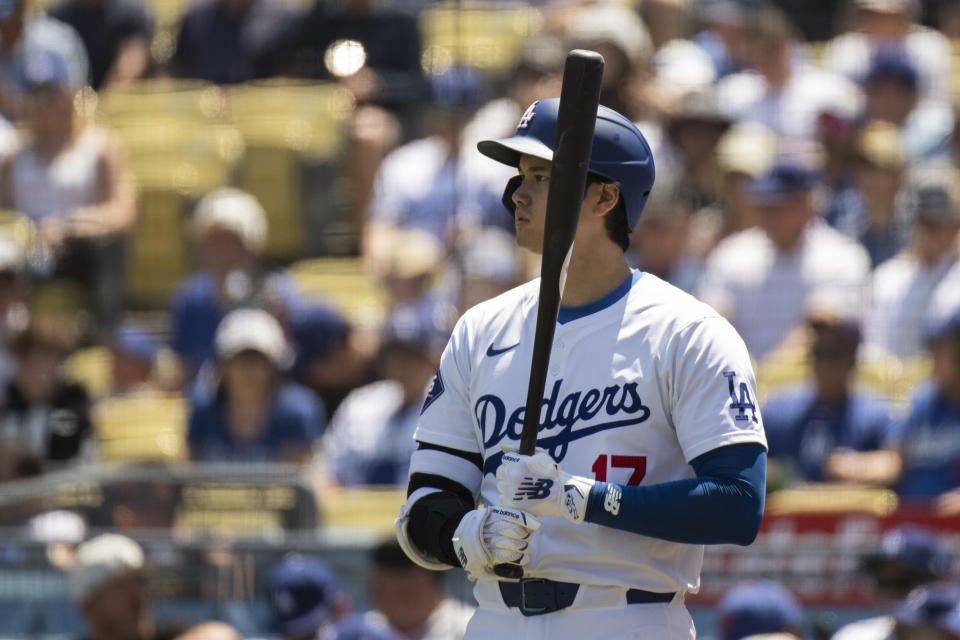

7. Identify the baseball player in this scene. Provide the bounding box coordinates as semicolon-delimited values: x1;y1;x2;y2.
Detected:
395;98;768;639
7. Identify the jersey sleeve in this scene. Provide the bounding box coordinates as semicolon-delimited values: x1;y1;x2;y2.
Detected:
414;313;482;455
668;316;767;462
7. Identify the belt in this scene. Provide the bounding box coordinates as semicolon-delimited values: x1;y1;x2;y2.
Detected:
498;578;676;616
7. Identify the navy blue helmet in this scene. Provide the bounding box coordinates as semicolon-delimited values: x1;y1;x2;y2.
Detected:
478;98;655;231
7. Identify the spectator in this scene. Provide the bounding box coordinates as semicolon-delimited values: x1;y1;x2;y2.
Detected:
565;3;653;119
0;0;87;119
363;67;504;265
833;526;952;640
884;307;960;509
170;0;293;85
187;308;324;464
822;0;952;107
169;188;301;384
260;0;423;115
48;0;153;90
109;324;158;396
289;303;372;417
365;540;472;640
629;176;702;293
697;161;870;361
0;50;136;337
857;47;952;160
70;533;154;640
456;227;523;314
715;4;860;142
266;554;350;640
864;171;960;361
890;582;960;640
0;325;90;483
763;309;891;487
319;304;447;486
691;0;753;79
717;580;803;640
657;86;732;211
834;120;912;267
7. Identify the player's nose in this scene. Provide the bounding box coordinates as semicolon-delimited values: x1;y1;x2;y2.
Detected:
512;177;532;208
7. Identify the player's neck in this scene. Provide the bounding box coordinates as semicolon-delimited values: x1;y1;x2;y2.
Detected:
560;245;632;308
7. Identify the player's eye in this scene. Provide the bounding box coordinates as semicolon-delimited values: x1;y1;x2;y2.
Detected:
534;174;549;183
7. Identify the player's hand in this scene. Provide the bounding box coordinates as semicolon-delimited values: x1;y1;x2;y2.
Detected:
496;451;595;523
451;506;540;582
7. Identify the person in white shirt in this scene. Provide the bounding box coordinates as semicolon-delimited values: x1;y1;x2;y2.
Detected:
698;161;871;361
715;4;861;143
864;171;960;361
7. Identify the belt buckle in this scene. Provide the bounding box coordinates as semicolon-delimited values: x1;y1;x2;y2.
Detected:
519;578;548;616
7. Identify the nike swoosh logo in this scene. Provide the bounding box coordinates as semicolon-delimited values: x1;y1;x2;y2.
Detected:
486;342;520;357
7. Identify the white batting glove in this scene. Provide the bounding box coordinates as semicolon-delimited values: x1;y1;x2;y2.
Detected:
496;451;595;523
451;506;541;582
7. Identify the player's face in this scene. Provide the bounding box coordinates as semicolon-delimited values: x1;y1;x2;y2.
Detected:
511;154;552;252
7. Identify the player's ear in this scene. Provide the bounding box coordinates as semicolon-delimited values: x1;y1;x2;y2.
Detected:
592;182;620;218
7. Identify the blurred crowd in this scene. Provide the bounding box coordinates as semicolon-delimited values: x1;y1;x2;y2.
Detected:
0;0;957;634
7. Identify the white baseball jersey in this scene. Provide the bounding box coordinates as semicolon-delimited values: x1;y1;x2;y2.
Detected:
413;270;766;594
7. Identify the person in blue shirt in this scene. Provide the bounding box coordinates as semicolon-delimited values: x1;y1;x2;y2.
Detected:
169;188;303;387
763;310;891;487
886;308;960;507
187;308;324;464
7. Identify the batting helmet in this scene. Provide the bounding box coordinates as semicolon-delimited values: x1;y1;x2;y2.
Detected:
477;98;655;230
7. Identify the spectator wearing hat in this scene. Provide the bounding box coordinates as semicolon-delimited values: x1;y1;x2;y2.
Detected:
717;580;803;640
365;540;472;640
70;533;154;640
169;187;303;385
0;49;136;337
715;4;859;142
698;161;870;361
858;47;952;161
363;66;507;269
864;171;960;361
318;302;450;487
0;0;87;119
266;554;350;640
109;325;159;396
822;0;951;108
833;526;952;640
0;324;90;482
889;582;960;640
656;86;732;212
692;0;753;80
834;120;913;267
762;305;891;488
186;308;324;464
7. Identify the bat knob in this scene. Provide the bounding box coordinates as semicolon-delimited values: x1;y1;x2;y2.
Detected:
493;563;524;580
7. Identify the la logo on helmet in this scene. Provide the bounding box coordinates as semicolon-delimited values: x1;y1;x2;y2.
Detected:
517;101;539;129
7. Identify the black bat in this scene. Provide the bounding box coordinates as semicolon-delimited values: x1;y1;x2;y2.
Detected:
494;49;604;580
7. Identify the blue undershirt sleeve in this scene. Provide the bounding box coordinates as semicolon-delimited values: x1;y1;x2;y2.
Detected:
583;442;767;546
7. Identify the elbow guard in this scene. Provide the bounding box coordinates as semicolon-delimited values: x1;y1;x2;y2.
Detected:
395;486;472;569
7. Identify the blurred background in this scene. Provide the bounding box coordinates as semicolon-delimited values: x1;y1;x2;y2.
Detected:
0;0;959;638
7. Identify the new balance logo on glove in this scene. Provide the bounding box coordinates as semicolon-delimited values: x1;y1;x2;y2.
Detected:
514;478;554;500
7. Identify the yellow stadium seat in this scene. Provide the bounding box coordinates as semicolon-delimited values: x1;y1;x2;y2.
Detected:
320;486;406;535
420;1;544;74
93;394;188;462
228;82;354;260
288;257;388;326
64;346;113;400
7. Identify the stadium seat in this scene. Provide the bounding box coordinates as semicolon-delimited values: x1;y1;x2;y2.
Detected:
321;486;406;536
288;256;388;326
92;395;188;463
419;1;544;74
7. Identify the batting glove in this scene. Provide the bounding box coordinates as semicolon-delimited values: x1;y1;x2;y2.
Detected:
451;506;541;582
496;451;595;523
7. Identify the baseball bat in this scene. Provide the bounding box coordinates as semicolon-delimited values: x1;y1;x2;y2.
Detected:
494;49;604;580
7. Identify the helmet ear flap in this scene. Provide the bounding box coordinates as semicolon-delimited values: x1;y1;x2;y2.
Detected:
501;175;522;216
